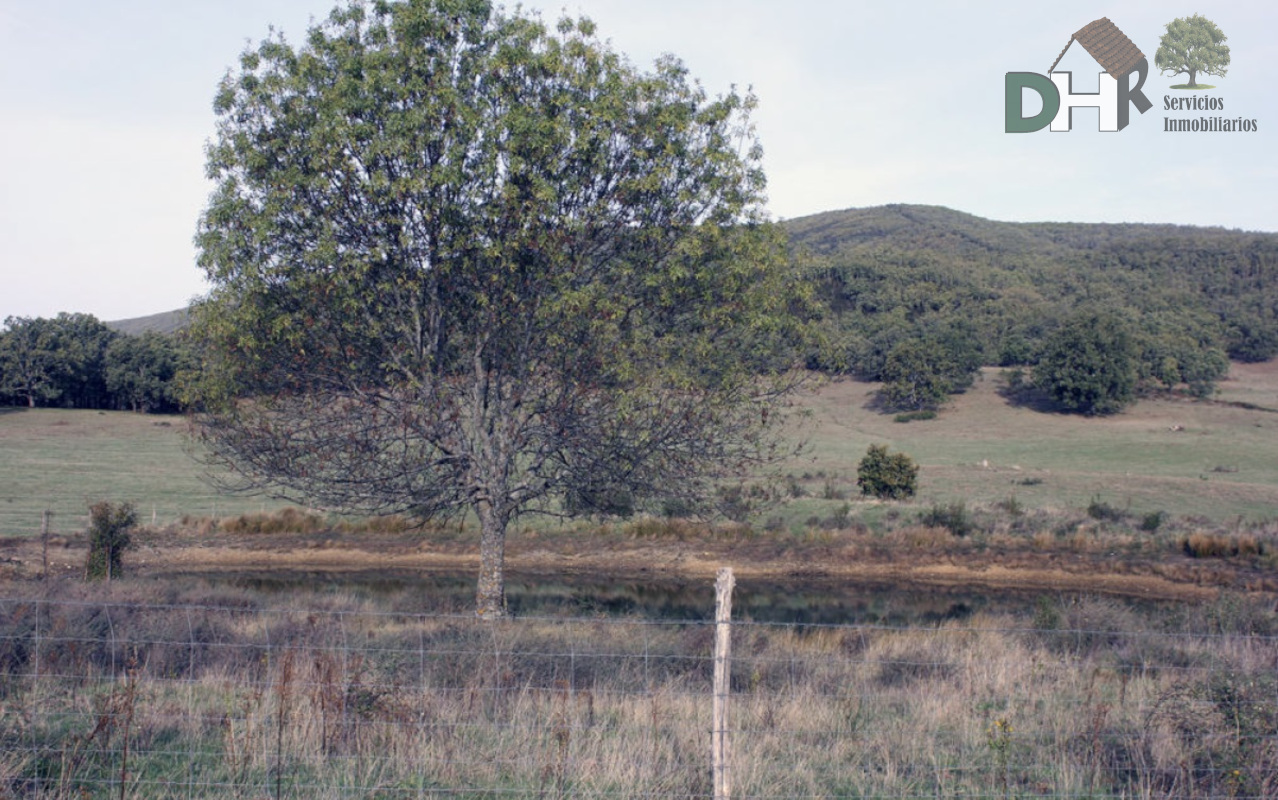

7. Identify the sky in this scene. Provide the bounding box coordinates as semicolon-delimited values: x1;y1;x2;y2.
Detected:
2;1;1275;322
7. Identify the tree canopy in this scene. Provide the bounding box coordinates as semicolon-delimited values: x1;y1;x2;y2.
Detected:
189;0;807;616
1034;311;1138;416
1155;14;1229;88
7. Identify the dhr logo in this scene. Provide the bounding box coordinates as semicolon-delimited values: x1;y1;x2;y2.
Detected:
1006;17;1153;132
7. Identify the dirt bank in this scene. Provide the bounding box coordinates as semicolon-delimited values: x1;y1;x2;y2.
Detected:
4;525;1269;604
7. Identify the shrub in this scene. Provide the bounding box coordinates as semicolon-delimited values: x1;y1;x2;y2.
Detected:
893;410;937;423
1139;511;1166;532
1086;496;1126;522
919;502;973;537
856;445;918;500
85;501;137;580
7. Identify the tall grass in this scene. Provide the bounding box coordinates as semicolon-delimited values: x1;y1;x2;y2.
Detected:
2;581;1276;798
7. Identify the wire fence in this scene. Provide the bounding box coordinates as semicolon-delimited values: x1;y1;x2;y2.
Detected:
2;588;1277;799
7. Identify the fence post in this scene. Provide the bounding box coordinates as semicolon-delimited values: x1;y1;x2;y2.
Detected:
713;567;735;800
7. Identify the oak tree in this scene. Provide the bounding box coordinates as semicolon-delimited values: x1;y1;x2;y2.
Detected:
1034;312;1137;415
189;0;806;616
1155;14;1229;88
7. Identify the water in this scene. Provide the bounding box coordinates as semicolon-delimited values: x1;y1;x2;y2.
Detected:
216;568;1047;625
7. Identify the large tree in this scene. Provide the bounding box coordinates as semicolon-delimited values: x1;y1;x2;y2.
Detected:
1034;311;1137;416
189;0;806;616
0;317;62;408
0;314;116;409
1155;14;1229;88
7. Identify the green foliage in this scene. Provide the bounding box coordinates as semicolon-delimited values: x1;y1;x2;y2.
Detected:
0;315;187;413
1034;312;1138;415
791;204;1278;389
84;501;137;581
1155;14;1230;88
105;332;189;413
878;339;950;410
919;502;973;537
1139;511;1166;532
188;0;806;616
856;444;918;500
1134;312;1228;397
1086;496;1127;523
0;314;116;409
0;316;62;407
893;409;936;423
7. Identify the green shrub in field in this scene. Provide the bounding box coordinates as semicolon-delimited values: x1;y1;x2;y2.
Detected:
919;502;973;537
1087;496;1127;522
85;501;137;580
856;444;918;500
893;410;937;423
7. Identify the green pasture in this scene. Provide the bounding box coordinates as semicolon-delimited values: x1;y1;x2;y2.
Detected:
1;361;1276;538
783;365;1278;522
0;409;287;537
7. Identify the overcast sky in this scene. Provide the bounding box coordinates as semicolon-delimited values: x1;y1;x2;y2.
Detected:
2;1;1275;322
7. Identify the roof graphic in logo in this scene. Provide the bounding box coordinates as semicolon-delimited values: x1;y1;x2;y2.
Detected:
1049;18;1146;79
1005;17;1152;133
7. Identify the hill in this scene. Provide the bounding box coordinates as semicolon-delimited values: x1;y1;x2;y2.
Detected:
785;204;1278;384
105;308;189;336
104;203;1278;362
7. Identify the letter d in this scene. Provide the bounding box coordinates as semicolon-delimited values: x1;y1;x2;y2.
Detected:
1005;73;1060;133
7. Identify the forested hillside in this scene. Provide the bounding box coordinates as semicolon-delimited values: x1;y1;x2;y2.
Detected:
5;205;1276;413
790;204;1278;407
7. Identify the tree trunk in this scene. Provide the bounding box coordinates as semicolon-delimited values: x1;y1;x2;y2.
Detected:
475;501;507;618
1188;70;1197;87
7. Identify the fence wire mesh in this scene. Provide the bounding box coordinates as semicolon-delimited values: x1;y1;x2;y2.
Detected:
2;592;1277;799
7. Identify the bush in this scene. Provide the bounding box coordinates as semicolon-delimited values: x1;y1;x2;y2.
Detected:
856;445;918;500
85;501;138;580
919;502;973;537
1139;511;1166;532
893;410;937;423
1086;496;1126;522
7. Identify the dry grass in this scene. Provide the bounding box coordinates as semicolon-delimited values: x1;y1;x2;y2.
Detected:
2;580;1277;798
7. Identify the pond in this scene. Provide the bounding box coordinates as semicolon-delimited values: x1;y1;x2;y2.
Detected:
215;568;1069;625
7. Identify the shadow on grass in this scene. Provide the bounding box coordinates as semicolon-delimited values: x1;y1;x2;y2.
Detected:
0;406;29;416
996;382;1072;414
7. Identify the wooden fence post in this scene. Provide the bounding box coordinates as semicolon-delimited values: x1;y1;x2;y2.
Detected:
713;567;735;800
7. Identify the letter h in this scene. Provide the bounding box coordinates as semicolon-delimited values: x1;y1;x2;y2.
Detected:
1048;71;1118;132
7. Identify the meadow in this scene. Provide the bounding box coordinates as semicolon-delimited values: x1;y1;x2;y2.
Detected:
778;361;1278;525
2;361;1276;540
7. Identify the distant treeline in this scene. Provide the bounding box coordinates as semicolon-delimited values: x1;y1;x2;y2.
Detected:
6;205;1276;413
0;313;190;413
792;205;1278;405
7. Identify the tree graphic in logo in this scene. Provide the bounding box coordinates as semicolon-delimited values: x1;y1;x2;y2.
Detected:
1156;14;1230;90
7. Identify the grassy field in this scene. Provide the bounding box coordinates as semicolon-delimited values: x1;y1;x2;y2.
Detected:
0;409;290;537
1;360;1276;539
779;361;1278;525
